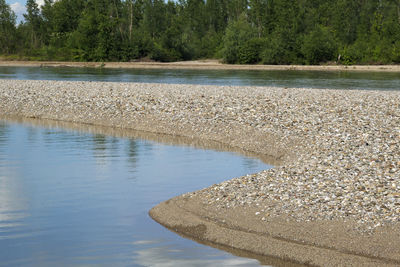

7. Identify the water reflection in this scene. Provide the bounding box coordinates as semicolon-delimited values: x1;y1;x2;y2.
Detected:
0;170;29;234
133;245;262;267
0;125;30;241
126;140;139;171
4;116;279;165
0;117;275;266
0;122;9;147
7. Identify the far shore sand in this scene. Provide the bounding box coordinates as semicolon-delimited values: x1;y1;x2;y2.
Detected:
1;59;400;72
1;80;399;266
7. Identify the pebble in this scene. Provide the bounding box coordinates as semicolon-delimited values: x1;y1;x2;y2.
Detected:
1;79;399;233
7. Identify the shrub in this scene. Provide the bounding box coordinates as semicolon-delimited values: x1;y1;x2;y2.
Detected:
222;13;257;64
261;35;300;65
150;42;181;62
301;26;338;65
238;38;264;64
392;41;400;63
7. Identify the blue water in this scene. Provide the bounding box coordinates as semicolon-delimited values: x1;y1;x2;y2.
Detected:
0;66;399;90
0;119;273;266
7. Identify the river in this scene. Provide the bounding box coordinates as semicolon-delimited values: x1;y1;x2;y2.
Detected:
0;66;399;90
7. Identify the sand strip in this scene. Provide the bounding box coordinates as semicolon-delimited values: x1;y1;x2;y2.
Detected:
1;60;400;72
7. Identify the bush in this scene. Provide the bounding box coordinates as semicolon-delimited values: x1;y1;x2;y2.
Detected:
222;13;257;64
150;42;181;62
261;36;285;64
238;38;264;64
199;30;222;59
301;26;338;65
261;35;300;65
369;39;393;64
339;39;394;65
339;42;366;65
392;41;400;63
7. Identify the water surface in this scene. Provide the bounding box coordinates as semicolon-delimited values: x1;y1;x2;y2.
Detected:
0;119;277;266
0;66;399;90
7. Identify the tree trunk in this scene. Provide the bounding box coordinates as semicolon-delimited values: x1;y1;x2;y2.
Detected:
129;0;133;42
113;0;124;40
397;0;400;24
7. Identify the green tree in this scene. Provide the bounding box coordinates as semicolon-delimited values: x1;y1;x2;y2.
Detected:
142;0;166;40
178;0;208;58
72;0;123;61
248;0;270;37
331;0;361;44
2;0;398;64
225;0;248;21
301;26;338;64
24;0;44;48
222;13;258;64
119;0;145;60
0;0;17;54
205;0;227;33
151;1;185;61
262;0;302;64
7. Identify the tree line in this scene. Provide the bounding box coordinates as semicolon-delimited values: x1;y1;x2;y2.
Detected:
1;0;400;65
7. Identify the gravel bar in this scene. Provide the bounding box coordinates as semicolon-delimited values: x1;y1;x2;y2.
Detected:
1;79;399;266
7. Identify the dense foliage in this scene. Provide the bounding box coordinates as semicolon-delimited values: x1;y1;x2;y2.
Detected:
1;0;400;64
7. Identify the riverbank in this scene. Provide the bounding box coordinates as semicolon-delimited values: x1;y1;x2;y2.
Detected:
1;80;399;266
1;59;400;72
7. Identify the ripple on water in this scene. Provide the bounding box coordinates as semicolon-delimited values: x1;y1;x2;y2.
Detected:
0;119;271;266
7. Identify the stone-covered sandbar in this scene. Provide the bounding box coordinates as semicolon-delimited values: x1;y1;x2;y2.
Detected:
1;79;399;266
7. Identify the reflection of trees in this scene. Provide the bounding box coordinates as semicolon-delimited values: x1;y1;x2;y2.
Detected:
126;139;138;170
0;122;10;148
43;130;60;145
125;139;155;174
92;134;107;151
127;140;138;160
109;137;119;151
92;134;120;154
242;157;260;171
91;134;112;164
41;129;88;152
142;141;153;153
27;126;38;144
0;121;28;226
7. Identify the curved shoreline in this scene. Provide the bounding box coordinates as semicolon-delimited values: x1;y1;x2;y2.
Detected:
1;59;400;72
1;80;399;266
149;196;399;266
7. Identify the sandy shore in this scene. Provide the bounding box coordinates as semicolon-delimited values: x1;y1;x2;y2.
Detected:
1;59;400;72
1;80;399;266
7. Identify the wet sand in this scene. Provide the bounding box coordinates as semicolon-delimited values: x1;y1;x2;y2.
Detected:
1;59;400;72
1;79;399;266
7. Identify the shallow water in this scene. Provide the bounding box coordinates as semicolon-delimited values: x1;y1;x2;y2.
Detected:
0;66;399;90
0;119;277;266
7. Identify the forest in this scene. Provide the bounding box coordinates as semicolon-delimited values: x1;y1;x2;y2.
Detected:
1;0;400;65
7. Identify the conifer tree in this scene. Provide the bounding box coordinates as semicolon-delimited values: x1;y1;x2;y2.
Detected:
0;0;17;53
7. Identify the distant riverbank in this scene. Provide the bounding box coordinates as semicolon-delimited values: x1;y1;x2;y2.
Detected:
1;60;400;72
1;80;400;266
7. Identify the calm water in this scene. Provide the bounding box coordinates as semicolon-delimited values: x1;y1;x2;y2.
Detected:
0;66;399;90
0;119;276;266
